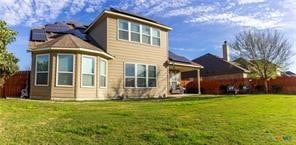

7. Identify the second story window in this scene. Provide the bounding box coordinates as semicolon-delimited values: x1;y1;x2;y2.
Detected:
118;19;161;47
131;23;140;42
142;25;151;44
152;28;160;46
118;20;129;40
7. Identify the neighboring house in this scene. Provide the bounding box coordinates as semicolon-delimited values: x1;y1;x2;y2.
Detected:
28;8;202;100
282;71;296;77
182;41;249;81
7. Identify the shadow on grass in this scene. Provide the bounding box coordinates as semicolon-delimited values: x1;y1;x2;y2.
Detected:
117;95;248;103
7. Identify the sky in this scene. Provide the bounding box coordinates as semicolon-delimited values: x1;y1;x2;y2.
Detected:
0;0;296;72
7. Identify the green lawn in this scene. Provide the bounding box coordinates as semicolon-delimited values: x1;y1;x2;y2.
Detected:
1;95;296;145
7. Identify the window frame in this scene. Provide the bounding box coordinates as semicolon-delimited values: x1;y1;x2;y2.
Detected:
130;22;141;43
141;25;151;45
136;64;147;88
118;19;129;41
152;28;161;46
81;55;96;88
117;19;160;47
148;65;157;87
35;53;50;86
99;58;108;88
124;62;157;88
56;53;75;87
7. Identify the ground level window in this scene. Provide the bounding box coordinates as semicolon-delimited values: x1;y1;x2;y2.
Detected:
100;59;107;87
82;56;95;87
35;54;49;85
124;63;157;88
125;63;135;87
57;54;74;86
148;65;156;87
137;64;147;87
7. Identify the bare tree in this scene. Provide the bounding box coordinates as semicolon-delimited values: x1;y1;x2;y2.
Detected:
231;30;292;93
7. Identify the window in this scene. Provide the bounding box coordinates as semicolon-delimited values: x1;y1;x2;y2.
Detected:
125;64;135;87
124;63;157;88
142;25;151;44
148;65;156;87
137;64;147;87
100;59;107;88
81;56;95;87
130;23;140;42
152;28;160;46
35;54;49;85
117;19;161;46
118;20;129;40
57;54;74;86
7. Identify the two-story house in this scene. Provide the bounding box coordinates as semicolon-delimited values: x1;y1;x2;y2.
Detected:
28;8;202;100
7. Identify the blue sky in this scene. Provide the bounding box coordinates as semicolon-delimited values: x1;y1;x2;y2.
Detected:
1;0;296;72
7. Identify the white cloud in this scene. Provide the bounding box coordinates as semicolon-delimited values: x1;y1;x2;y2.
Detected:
0;0;105;26
186;11;283;29
164;5;216;17
236;0;266;5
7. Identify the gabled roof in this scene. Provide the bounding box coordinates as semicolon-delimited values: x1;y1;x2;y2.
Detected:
85;8;172;32
192;53;249;76
169;51;202;68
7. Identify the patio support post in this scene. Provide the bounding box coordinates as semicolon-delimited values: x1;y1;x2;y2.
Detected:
197;69;201;94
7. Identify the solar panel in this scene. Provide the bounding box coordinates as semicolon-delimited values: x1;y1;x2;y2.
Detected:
31;29;47;41
45;23;70;33
169;51;191;63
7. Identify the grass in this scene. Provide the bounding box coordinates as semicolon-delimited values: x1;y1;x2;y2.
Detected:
1;94;296;145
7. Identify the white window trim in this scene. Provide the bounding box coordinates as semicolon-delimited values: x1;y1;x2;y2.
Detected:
99;58;108;88
81;55;96;88
35;53;50;86
56;53;75;87
118;19;129;41
148;65;157;88
124;62;157;88
117;19;160;47
152;28;161;46
130;22;141;43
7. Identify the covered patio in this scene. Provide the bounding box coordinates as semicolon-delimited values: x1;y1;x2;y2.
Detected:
168;51;203;95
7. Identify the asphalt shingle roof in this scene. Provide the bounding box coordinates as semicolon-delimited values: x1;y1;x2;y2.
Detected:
192;53;249;76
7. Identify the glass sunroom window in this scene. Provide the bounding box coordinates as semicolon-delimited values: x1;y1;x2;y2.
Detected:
100;60;107;87
35;54;49;85
118;20;129;40
82;56;95;87
57;54;73;86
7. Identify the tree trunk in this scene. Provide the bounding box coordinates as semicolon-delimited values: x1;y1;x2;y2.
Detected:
264;79;269;94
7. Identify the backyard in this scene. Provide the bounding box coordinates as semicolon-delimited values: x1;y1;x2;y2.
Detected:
0;94;296;145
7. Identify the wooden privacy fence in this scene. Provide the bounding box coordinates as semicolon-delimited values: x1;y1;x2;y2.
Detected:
182;76;296;94
0;71;30;98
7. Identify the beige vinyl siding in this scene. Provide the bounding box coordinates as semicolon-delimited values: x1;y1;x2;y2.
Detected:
30;52;51;99
105;16;169;98
89;17;107;51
